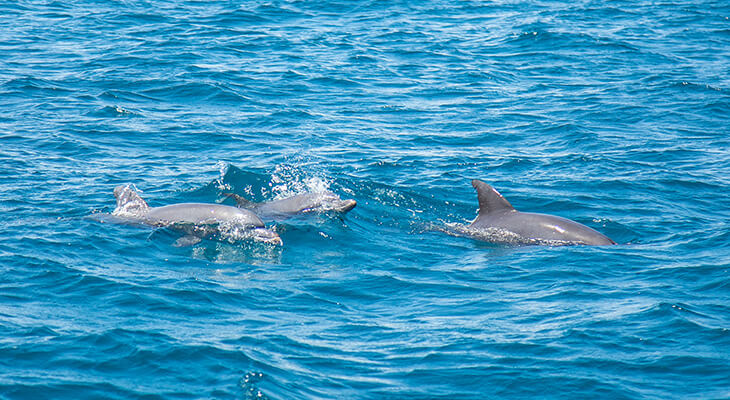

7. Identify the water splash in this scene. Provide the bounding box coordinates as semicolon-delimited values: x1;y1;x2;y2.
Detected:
214;161;233;192
269;163;331;199
111;184;148;217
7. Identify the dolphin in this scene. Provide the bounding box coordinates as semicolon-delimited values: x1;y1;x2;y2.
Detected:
112;185;282;246
466;180;616;246
223;191;356;219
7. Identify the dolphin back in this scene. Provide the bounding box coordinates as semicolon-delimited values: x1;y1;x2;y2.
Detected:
491;212;616;245
468;180;616;246
260;192;357;216
108;186;281;245
227;191;357;218
146;203;265;227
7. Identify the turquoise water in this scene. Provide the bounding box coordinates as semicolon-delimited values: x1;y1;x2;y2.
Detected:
2;0;730;398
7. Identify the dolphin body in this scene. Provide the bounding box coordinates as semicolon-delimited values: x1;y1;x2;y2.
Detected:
112;185;282;246
224;191;356;219
467;180;616;246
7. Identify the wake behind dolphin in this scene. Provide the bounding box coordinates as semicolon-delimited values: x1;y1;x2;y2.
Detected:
455;180;616;246
111;185;282;246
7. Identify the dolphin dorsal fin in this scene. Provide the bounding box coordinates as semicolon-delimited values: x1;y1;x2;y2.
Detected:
223;193;257;210
472;179;515;215
113;184;150;215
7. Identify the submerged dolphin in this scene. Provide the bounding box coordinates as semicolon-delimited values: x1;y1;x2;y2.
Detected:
224;191;356;219
466;180;616;246
112;185;282;246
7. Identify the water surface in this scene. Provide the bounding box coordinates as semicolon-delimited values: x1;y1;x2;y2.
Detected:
1;1;729;398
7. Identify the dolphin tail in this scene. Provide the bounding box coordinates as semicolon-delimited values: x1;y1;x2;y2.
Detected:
223;193;258;210
471;179;515;215
113;184;150;216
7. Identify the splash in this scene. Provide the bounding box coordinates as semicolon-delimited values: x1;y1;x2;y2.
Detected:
269;163;331;199
190;240;282;264
111;184;148;217
213;161;233;192
214;220;282;246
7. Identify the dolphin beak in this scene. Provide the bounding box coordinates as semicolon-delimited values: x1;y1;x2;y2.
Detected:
252;228;283;246
337;199;357;213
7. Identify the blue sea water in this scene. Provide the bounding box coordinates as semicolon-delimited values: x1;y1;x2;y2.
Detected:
1;0;730;398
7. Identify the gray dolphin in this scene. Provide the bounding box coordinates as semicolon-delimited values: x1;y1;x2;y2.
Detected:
466;180;616;246
112;185;282;246
224;191;356;219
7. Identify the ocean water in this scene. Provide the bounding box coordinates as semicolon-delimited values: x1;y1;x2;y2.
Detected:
1;0;729;398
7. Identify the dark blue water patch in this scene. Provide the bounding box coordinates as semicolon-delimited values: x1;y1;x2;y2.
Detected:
1;332;260;399
0;77;75;100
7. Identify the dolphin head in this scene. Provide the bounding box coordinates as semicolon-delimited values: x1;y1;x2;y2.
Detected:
318;192;357;213
335;199;357;212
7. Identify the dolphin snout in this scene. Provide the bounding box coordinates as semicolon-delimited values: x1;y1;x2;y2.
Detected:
336;199;357;213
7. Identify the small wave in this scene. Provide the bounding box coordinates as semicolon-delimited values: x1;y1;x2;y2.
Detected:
88;105;139;118
0;76;73;96
98;88;160;103
673;80;726;93
138;81;246;105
